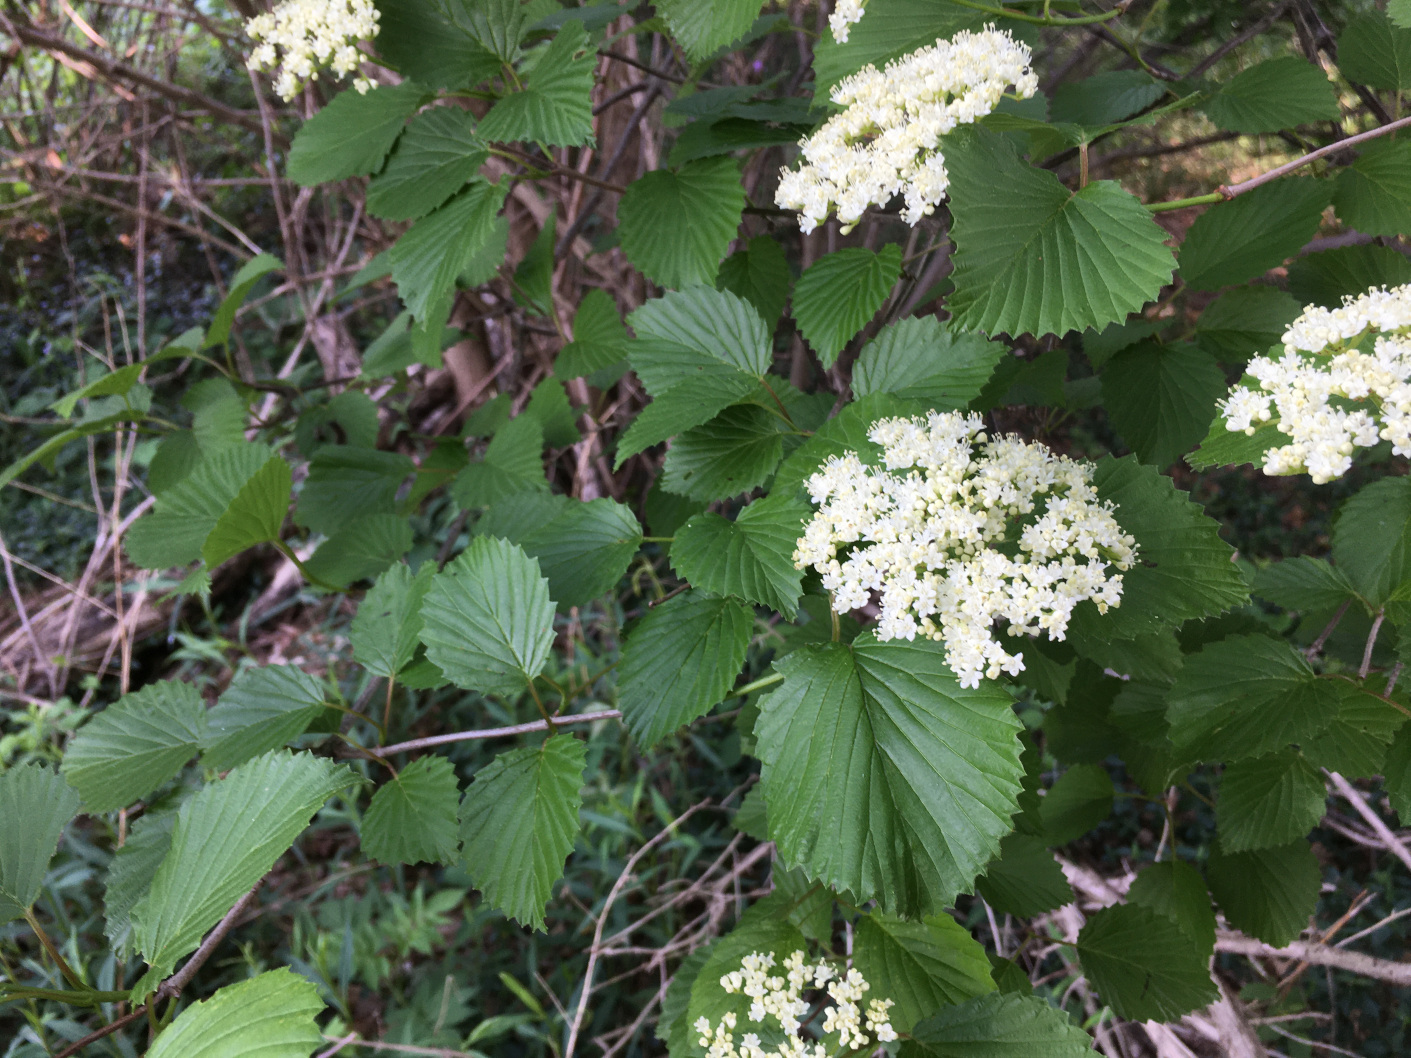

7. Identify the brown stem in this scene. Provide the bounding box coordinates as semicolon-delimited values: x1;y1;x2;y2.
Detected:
1218;114;1411;200
376;710;621;757
1359;607;1386;680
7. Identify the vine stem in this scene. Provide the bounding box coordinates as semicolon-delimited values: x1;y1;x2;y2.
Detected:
375;710;621;757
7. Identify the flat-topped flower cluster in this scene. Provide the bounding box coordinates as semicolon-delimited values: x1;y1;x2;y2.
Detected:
1221;283;1411;483
794;411;1137;688
694;951;896;1058
776;26;1037;233
246;0;380;101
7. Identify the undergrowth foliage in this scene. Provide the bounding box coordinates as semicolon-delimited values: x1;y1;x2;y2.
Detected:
6;0;1411;1055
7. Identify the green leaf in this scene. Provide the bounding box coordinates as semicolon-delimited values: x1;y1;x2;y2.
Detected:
904;995;1090;1058
514;214;556;316
1166;635;1337;763
618;158;744;289
201;456;291;568
654;0;763;59
205;254;283;350
0;763;81;924
619;592;753;747
852;317;1004;410
1333;476;1411;607
1127;861;1215;954
1194;285;1300;360
373;0;500;89
148;430;204;495
756;634;1023;916
558;289;628;382
617;375;763;466
451;414;548;509
61;681;206;813
1201;57;1341;133
717;235;790;328
478;22;595;147
203;664;329;771
1100;341;1225;466
1393;0;1411;29
366;106;488;221
392;179;508;320
1217;750;1325;852
351;562;436;678
975;833;1074;918
517;497;643;608
287;82;425;186
362;756;462;866
296;446;415;535
146;968;324;1058
811;0;985;94
1069;456;1248;640
104;811;176;954
1332;138;1411;239
1186;416;1292;471
1050;70;1163;127
671;493;807;616
1386;721;1411;822
302;513;414;588
523;377;581;447
130;752;357;992
853;912;995;1034
458;733;586;929
1207;840;1320;947
1178;178;1332;291
475;491;569;544
458;0;525;60
661;404;785;502
1288;243;1411;308
1040;764;1114;845
1339;10;1411;91
420;536;556;695
1075;903;1218;1021
771;393;901;496
126;445;274;569
946;127;1174;339
1303;680;1405;778
660;945;713;1054
791;246;902;367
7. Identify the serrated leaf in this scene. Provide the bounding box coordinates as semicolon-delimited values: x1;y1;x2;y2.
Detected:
475;491;569;544
302;513;414;588
852;317;1004;410
523;377;581;447
628;286;773;392
655;0;763;59
1100;341;1225;466
130;752;358;992
791;246;901;367
756;634;1023;917
619;592;753;747
287;82;425;186
296;446;415;535
975;833;1074;918
1127;861;1215;954
558;289;628;382
853;912;995;1034
202;456;291;568
1178;178;1331;291
517;497;643;608
903;992;1092;1058
366;106;488;220
1288;243;1411;308
1333;476;1411;606
393;179;508;321
374;0;500;90
618;158;744;289
618;374;765;466
1194;285;1300;359
146;968;324;1058
514;213;556;316
1207;840;1320;947
451;414;548;508
771;393;903;496
1339;10;1411;91
1333;138;1411;239
660;944;713;1053
203;664;329;771
811;0;985;94
1252;556;1360;612
1393;0;1411;29
946;126;1175;338
126;445;273;569
420;535;555;696
61;681;206;813
661;404;785;502
671;493;807;616
104;811;176;954
0;763;81;924
717;235;790;328
478;22;595;147
362;756;461;866
1201;57;1341;133
458;0;525;60
1217;749;1325;852
1186;415;1292;470
1303;680;1405;777
1050;70;1163;127
1386;722;1411;821
351;562;436;678
458;733;586;929
1075;903;1218;1021
1166;635;1337;763
1040;764;1114;845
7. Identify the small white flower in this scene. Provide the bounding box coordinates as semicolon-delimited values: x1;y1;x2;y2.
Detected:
246;0;381;101
828;0;867;43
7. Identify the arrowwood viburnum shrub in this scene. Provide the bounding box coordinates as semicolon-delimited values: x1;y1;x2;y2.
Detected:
793;411;1136;688
246;0;380;100
775;26;1038;233
1218;282;1411;483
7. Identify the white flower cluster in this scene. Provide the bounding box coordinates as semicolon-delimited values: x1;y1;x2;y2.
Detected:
829;0;867;43
246;0;380;101
694;951;896;1058
794;411;1137;689
776;26;1037;233
1221;283;1411;484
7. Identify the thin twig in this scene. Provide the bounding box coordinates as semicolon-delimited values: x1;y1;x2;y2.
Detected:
1326;770;1411;875
376;710;622;757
